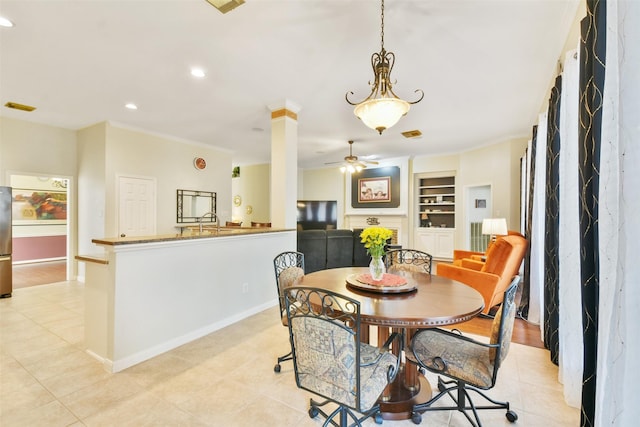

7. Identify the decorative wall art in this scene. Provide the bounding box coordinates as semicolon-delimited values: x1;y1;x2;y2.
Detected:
475;199;487;208
351;166;400;208
12;189;67;223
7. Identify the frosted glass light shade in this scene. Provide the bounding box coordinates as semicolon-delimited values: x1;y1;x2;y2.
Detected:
354;97;410;134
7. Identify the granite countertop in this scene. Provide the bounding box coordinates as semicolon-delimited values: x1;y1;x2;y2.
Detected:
92;227;294;246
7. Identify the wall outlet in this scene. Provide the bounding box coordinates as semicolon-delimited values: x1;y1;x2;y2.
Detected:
242;283;249;294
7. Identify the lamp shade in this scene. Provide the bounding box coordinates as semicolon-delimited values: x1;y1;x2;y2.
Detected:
354;97;410;134
482;218;508;236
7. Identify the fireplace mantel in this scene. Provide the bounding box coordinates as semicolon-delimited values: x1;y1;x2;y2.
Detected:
345;214;409;247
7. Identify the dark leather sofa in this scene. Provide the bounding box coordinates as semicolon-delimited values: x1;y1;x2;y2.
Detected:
297;229;370;273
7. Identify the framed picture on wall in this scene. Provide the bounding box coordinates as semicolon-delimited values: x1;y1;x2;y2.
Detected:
351;166;400;208
358;177;391;203
12;189;67;224
475;199;487;208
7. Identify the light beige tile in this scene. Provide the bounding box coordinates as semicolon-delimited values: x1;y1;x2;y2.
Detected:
59;374;145;419
22;348;98;382
0;400;78;427
0;361;57;413
226;396;308;427
175;378;261;423
40;360;113;399
118;352;195;389
81;391;205;427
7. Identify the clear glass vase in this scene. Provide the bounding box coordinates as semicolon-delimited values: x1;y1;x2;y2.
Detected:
369;256;386;281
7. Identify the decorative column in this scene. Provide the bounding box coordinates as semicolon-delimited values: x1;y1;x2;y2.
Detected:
269;100;300;229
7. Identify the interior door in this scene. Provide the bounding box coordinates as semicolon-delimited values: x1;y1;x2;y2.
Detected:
118;176;156;237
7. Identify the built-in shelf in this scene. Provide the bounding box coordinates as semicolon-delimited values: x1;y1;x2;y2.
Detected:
414;173;456;259
417;175;455;228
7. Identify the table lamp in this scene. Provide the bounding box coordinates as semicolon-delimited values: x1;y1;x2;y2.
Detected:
482;218;508;243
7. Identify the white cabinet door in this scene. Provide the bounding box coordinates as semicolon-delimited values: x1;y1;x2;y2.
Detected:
415;228;454;259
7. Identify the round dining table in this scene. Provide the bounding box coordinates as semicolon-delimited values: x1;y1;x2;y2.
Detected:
294;266;485;420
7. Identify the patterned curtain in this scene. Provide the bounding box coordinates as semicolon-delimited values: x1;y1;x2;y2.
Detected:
544;76;562;365
578;0;606;425
519;125;537;319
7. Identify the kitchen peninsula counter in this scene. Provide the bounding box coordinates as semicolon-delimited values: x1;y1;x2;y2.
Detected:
81;227;296;373
92;226;292;246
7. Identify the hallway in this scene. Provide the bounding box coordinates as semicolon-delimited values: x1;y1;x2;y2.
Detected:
11;260;66;289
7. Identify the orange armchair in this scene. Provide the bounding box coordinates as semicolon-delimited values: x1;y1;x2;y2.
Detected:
437;234;528;314
451;230;525;267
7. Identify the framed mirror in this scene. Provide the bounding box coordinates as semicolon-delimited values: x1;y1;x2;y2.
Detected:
177;189;217;223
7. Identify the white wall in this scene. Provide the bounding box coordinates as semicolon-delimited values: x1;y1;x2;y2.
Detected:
1;117;78;275
230;163;270;225
77;122;107;265
458;140;528;230
301;167;346;228
102;123;232;235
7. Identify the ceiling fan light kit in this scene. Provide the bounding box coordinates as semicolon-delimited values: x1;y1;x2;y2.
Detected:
346;0;423;134
328;140;378;173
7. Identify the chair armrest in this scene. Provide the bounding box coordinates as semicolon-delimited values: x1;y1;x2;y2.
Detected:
469;254;486;262
436;263;501;313
453;249;484;261
361;332;402;382
362;332;402;366
460;258;485;270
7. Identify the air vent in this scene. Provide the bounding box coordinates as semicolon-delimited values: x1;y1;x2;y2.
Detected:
4;102;36;112
401;130;422;138
205;0;245;14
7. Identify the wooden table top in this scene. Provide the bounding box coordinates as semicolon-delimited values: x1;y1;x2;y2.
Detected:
295;266;485;328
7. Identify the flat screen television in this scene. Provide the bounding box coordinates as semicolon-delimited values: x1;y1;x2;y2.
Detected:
296;200;337;230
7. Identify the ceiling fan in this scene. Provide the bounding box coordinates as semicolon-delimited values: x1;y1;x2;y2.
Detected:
325;140;379;173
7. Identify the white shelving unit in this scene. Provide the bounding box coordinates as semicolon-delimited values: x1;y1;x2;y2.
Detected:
414;174;456;259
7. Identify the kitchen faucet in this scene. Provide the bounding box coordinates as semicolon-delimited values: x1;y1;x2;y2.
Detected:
198;211;219;234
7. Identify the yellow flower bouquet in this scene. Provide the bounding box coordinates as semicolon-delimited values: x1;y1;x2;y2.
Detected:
360;226;394;258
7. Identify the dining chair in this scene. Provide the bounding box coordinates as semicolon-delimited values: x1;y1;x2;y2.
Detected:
408;276;521;426
272;251;305;373
285;286;401;426
384;249;433;275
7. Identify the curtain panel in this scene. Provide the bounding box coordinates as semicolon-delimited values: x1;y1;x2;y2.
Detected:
578;0;606;424
520;126;537;320
543;76;562;365
595;0;640;425
529;113;548;329
557;48;582;409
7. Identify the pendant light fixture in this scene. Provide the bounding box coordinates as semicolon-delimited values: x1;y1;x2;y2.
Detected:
346;0;424;135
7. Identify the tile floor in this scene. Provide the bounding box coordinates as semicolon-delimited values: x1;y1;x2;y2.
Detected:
0;280;580;426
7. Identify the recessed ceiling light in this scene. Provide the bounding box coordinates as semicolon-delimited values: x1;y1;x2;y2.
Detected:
0;16;14;28
125;103;138;110
190;68;206;78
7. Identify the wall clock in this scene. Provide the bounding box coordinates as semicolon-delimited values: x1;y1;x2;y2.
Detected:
233;195;242;207
194;157;207;170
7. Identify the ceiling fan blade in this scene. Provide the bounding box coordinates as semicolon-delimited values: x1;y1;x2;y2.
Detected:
324;161;343;165
364;160;379;165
